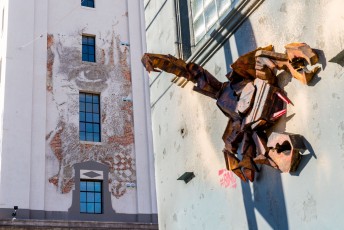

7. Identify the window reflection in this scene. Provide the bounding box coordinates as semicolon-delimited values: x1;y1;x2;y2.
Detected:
204;1;217;30
80;180;102;214
191;0;237;44
79;92;101;142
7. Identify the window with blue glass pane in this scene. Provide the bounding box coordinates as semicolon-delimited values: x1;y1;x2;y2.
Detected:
81;0;94;8
80;180;102;214
82;35;96;62
79;92;101;142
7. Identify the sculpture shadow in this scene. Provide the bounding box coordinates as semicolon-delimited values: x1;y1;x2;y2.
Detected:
328;49;344;67
277;71;293;89
308;74;322;86
290;136;317;176
209;6;321;228
315;49;327;69
223;17;289;230
307;49;326;86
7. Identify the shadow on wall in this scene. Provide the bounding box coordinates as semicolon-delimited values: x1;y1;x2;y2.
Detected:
223;18;289;230
145;3;322;228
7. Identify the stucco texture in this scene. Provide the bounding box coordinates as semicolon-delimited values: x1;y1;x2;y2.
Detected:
146;0;344;229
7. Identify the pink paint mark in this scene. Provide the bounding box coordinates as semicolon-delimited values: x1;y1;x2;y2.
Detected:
218;169;237;189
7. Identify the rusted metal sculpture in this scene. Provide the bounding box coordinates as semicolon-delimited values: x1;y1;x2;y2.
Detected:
142;43;319;182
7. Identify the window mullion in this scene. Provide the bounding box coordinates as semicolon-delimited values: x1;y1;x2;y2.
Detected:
79;92;100;142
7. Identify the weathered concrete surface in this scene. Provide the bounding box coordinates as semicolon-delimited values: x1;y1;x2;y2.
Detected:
46;32;136;198
44;0;138;213
0;0;157;221
0;219;158;230
145;0;344;229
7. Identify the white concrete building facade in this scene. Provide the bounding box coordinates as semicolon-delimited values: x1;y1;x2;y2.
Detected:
145;0;344;229
0;0;157;223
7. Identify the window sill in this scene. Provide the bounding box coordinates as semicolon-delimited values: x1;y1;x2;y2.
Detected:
80;212;103;215
81;60;97;64
81;6;96;11
188;0;263;65
80;141;103;145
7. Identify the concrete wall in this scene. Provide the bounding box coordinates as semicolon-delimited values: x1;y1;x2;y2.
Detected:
0;0;157;222
145;0;344;229
45;0;137;212
0;0;8;207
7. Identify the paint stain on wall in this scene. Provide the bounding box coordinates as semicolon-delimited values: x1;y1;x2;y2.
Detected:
218;169;237;189
314;123;321;139
302;193;317;222
332;93;340;100
279;3;287;13
337;121;344;168
338;122;344;149
46;31;136;198
173;213;178;222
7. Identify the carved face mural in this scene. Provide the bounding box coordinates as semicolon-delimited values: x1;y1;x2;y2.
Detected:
46;31;136;198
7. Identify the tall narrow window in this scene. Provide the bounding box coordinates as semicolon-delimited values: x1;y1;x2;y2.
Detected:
82;35;95;62
176;0;192;60
80;180;102;214
79;92;101;142
81;0;95;8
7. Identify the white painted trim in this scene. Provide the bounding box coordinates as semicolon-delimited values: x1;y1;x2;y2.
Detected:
30;0;48;212
128;0;157;215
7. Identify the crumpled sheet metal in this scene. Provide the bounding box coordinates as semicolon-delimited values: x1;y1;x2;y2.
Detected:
141;42;320;182
141;53;191;79
267;132;306;172
230;45;274;79
142;53;223;98
241;78;286;130
255;43;320;85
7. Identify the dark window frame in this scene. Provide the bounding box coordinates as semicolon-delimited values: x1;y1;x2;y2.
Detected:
82;35;96;62
81;0;95;8
68;161;117;220
80;180;102;214
179;0;262;65
79;92;101;142
175;0;192;60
